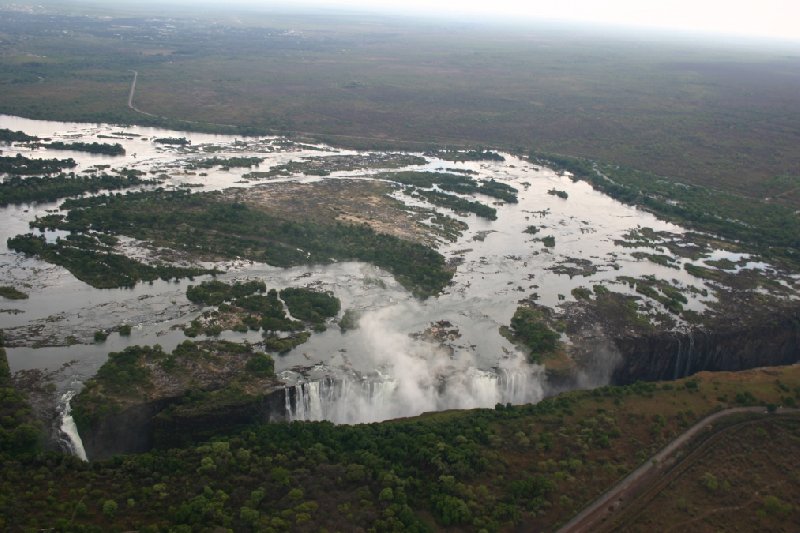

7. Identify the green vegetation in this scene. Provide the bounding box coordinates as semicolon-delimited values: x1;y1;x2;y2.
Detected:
185;285;302;338
339;308;360;332
262;331;311;354
5;361;799;531
0;128;38;143
279;287;340;327
684;263;725;282
541;235;556;247
7;232;214;289
0;285;28;300
504;306;560;363
571;287;592;300
430;149;505;162
0;173;154;205
186;279;266;306
243;153;427;180
547;188;568;199
0;344;43;461
4;6;796;205
71;341;277;437
523;225;540;235
153;137;189;145
184;281;338;352
42;141;125;156
21;189;451;297
631;251;678;269
189;156;264;169
618;276;689;315
606;416;800;531
414;189;497;220
0;154;76;175
384;171;518;203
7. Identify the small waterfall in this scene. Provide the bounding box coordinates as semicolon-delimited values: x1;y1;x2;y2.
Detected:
672;335;683;380
497;366;535;404
58;390;87;461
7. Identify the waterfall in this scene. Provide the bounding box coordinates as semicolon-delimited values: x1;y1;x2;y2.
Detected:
673;335;683;380
58;390;87;461
282;364;542;424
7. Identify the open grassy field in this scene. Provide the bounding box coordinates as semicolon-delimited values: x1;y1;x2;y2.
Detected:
1;2;799;205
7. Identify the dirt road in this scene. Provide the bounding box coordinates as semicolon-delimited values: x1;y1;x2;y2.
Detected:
557;406;797;532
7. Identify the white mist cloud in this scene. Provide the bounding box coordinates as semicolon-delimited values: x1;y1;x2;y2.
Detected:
290;300;545;423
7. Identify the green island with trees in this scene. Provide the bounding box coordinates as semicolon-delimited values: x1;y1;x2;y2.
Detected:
41;141;125;156
188;156;265;169
153;137;190;145
0;173;154;206
0;127;38;143
7;232;215;289
0;154;76;175
429;149;505;162
184;280;340;352
501;306;561;363
15;189;452;297
0;285;28;300
383;171;518;203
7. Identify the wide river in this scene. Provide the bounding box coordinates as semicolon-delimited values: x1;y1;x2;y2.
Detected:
1;114;768;434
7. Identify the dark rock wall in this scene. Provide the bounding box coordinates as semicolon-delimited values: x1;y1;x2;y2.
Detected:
81;390;287;460
612;311;800;384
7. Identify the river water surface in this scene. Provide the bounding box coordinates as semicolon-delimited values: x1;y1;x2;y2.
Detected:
0;115;777;441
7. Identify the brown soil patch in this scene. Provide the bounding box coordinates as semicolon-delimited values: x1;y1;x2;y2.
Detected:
226;178;442;245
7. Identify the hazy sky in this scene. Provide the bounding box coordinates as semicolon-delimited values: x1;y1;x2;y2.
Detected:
292;0;800;41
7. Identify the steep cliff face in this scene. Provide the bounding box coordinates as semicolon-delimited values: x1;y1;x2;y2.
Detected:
152;390;287;450
80;390;289;461
543;300;800;393
80;398;175;460
611;311;800;384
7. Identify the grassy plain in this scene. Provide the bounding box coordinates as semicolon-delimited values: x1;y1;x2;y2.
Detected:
1;3;799;205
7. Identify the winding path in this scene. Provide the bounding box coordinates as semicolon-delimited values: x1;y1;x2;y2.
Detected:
557;406;799;533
